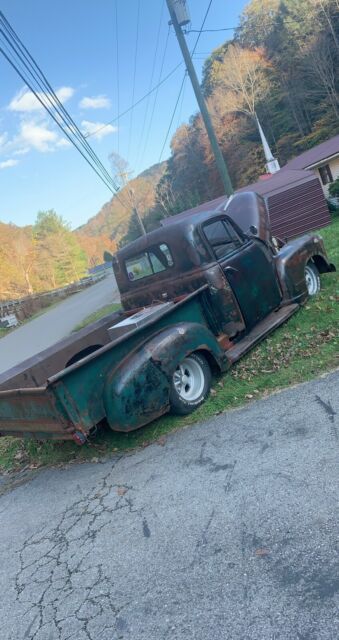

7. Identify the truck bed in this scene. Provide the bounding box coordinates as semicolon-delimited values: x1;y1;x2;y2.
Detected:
0;308;124;392
0;288;214;440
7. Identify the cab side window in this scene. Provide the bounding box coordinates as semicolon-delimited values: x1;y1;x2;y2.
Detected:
203;219;242;260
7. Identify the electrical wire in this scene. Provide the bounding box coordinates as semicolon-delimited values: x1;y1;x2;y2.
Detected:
158;0;213;162
127;0;141;161
114;0;120;155
0;13;116;190
183;17;310;34
0;42;115;194
84;60;182;139
134;0;165;172
158;72;187;162
138;24;171;170
185;27;235;33
0;12;118;193
176;71;187;130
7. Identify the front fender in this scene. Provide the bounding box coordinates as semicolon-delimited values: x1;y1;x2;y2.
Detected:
275;234;335;303
103;322;226;432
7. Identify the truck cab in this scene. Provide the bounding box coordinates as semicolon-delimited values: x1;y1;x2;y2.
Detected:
113;191;334;340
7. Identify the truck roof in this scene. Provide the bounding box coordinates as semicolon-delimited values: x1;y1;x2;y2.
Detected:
116;208;223;261
116;191;270;262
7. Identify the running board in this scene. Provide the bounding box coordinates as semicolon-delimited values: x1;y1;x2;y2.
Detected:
226;304;299;365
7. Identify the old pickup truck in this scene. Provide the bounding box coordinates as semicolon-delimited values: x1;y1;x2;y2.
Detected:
0;192;335;443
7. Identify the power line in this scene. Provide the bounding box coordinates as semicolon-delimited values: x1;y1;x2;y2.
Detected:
176;71;187;129
127;0;141;161
134;0;165;172
0;12;116;190
185;27;235;33
138;24;171;170
158;0;213;162
0;11;118;194
84;60;182;139
158;73;187;162
183;17;312;34
114;0;120;155
0;42;115;194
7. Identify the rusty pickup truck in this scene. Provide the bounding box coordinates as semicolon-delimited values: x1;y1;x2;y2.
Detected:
0;191;335;443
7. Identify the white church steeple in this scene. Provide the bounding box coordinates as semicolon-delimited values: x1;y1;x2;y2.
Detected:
255;114;280;174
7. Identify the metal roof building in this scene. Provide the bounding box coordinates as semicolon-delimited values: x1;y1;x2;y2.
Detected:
161;169;331;240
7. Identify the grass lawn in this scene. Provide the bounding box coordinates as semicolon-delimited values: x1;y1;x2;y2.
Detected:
0;219;338;473
72;303;121;331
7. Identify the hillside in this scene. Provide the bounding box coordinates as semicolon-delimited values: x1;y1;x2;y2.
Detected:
76;161;166;242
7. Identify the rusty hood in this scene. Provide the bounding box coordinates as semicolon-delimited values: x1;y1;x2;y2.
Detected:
223;191;272;244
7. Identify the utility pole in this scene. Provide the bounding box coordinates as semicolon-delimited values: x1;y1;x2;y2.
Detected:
166;0;234;196
128;189;146;236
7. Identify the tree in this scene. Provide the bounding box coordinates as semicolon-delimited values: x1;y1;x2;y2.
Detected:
109;153;147;235
34;210;87;289
328;178;339;198
203;45;271;119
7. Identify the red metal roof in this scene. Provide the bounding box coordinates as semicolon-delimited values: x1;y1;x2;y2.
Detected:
161;169;317;225
236;169;316;196
281;135;339;171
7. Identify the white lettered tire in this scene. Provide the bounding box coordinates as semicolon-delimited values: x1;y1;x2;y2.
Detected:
169;352;212;415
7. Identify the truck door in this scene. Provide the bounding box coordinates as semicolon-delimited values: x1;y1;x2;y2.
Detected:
202;217;281;330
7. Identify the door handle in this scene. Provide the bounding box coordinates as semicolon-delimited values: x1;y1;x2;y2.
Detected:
224;266;238;273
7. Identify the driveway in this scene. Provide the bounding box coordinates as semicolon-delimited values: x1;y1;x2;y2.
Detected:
0;273;120;374
0;371;338;639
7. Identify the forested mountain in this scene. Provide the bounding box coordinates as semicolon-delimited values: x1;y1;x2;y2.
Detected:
1;0;338;298
77;162;166;241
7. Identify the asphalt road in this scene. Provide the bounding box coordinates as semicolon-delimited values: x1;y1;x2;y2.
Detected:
0;273;120;375
0;371;338;640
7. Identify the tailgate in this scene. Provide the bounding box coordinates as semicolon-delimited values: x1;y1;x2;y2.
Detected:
0;387;73;440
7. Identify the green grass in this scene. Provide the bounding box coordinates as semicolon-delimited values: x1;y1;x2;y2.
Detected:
72;303;122;331
0;219;338;473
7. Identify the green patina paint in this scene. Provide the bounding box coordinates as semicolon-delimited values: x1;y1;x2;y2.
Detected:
52;293;214;432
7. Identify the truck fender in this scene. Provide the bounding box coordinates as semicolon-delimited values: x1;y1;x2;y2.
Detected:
103;322;226;432
275;234;335;303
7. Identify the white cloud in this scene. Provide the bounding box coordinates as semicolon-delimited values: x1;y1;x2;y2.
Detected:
0;132;9;147
13;147;30;156
56;138;71;148
79;95;111;109
81;120;116;140
19;120;58;152
8;86;75;113
0;158;18;169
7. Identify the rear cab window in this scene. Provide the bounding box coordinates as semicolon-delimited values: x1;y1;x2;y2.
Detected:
125;243;174;282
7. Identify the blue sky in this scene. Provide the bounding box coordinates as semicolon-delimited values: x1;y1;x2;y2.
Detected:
0;0;247;229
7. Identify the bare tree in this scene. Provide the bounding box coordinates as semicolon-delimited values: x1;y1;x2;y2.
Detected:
305;33;339;117
209;44;271;119
310;0;339;51
109;152;146;235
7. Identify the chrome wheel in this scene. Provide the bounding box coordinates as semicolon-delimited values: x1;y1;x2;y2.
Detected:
173;356;205;402
305;262;320;296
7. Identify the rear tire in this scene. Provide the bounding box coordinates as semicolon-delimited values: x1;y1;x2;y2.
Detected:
169;352;212;416
305;261;320;296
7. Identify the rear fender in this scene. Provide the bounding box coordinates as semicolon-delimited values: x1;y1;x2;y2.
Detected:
103;322;226;432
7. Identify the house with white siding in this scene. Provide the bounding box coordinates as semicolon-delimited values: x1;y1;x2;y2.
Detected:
281;135;339;200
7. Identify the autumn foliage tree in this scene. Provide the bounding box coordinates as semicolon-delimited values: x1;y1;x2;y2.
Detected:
0;211;88;300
